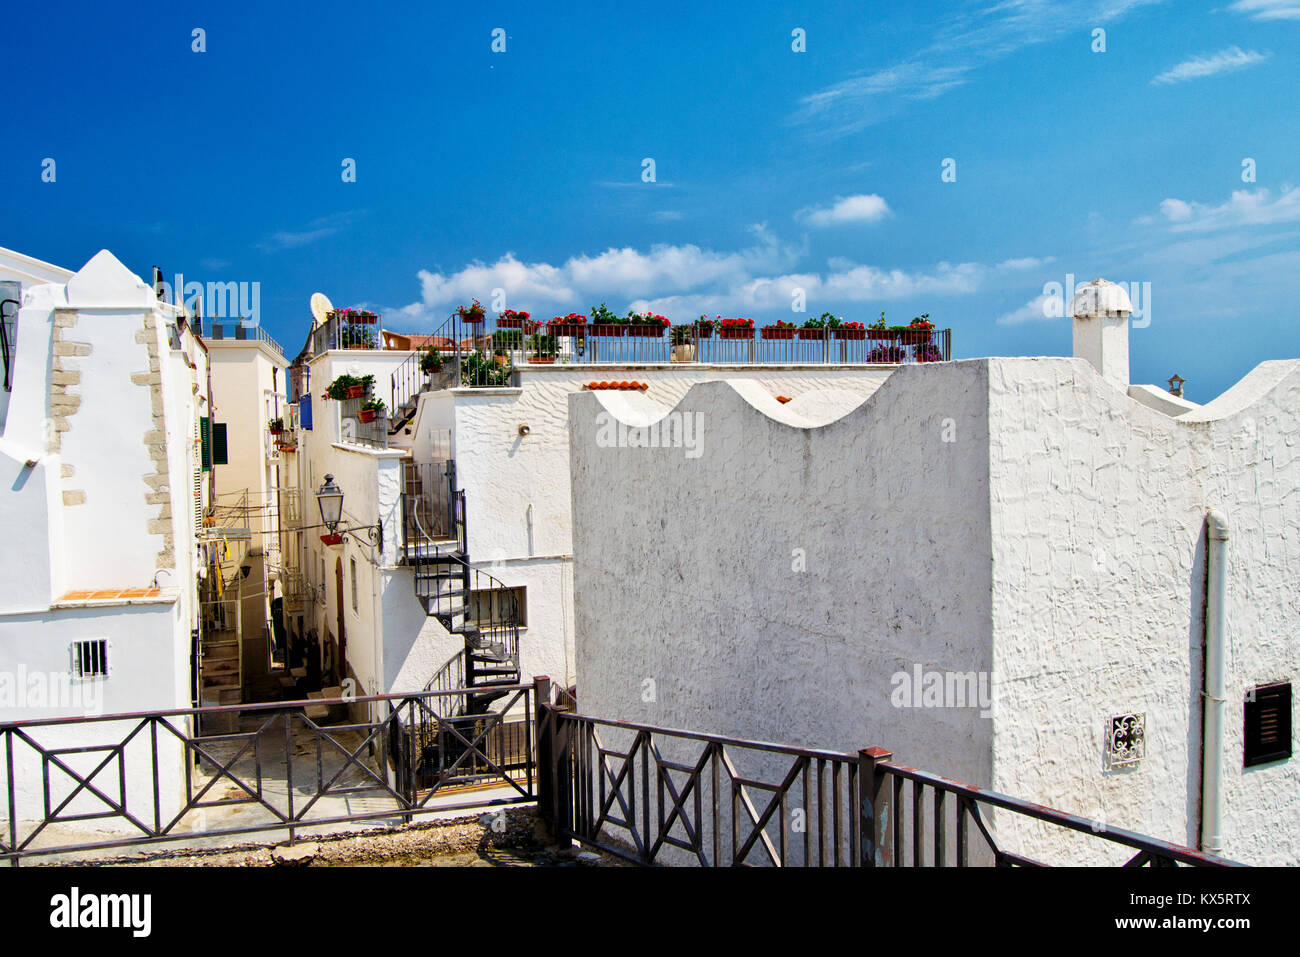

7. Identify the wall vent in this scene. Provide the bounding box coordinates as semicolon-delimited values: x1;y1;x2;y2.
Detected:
1244;682;1292;768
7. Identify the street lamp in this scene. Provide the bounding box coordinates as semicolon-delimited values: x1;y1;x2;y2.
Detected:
311;474;382;549
316;474;344;531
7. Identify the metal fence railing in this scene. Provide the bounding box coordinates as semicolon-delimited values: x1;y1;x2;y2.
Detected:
206;321;284;357
388;315;951;413
0;685;540;865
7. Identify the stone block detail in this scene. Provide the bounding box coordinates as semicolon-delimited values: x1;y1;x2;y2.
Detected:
134;314;176;570
62;490;86;506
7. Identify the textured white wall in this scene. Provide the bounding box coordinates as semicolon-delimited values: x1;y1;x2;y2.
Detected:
988;357;1300;866
570;370;995;779
571;358;1299;866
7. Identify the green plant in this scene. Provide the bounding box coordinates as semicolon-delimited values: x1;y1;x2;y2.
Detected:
869;312;888;331
340;324;376;348
361;398;385;413
359;374;375;391
527;333;558;357
802;312;841;329
670;325;694;345
589;303;627;326
268;417;284;432
492;329;523;354
460;350;513;386
325;374;359;400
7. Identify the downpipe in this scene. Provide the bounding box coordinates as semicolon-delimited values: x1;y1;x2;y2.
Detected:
1201;508;1229;856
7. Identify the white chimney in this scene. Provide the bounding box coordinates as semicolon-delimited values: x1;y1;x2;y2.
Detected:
1070;278;1132;389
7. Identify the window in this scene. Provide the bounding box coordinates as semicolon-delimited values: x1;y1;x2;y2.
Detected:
71;639;109;678
350;558;358;612
1244;682;1292;767
470;586;526;627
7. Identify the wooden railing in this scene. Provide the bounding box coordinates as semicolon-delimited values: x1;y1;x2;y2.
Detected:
536;706;1244;868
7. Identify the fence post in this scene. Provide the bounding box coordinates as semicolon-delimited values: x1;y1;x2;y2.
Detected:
858;747;893;867
534;676;553;823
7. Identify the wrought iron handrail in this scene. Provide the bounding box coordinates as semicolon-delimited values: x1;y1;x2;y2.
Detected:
1;297;17;392
0;683;540;864
539;709;1244;868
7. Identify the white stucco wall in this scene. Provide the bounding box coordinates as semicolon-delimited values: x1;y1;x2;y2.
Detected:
988;357;1300;866
570;359;1299;866
570;370;995;775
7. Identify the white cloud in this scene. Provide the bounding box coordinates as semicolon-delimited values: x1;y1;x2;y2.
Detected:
1228;0;1300;20
256;212;358;252
1151;47;1271;85
796;194;892;227
397;233;1052;327
996;294;1057;326
795;1;1165;136
1147;186;1300;232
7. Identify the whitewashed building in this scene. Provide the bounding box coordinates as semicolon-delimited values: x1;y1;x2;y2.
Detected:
568;281;1298;866
0;249;213;829
292;307;933;732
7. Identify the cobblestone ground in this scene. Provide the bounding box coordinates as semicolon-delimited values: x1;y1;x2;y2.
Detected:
61;808;622;868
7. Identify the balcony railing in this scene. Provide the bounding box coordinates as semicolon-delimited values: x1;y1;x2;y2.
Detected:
206;321;284;357
336;395;388;450
311;312;383;356
390;316;948;415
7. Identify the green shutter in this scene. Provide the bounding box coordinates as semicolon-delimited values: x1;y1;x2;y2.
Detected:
212;423;229;466
200;417;211;472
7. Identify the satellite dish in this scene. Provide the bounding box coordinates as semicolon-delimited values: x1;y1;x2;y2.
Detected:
310;292;334;327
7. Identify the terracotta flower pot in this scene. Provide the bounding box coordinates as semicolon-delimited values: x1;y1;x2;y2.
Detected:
529;356;557;364
548;323;584;337
718;328;754;340
359;409;377;423
346;384;365;399
589;324;626;337
868;329;899;340
761;327;796;340
626;325;666;337
834;328;867;340
798;328;826;340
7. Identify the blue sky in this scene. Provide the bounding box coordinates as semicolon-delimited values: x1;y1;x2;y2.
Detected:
4;0;1300;401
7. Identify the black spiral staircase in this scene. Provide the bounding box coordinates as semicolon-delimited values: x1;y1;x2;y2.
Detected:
397;460;521;784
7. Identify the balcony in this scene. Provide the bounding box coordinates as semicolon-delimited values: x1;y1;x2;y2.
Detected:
311;310;383;356
206;320;284;357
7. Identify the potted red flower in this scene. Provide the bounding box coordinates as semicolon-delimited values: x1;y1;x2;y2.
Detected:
497;308;531;329
868;314;898;340
457;300;486;324
834;321;867;340
717;317;755;340
694;316;716;340
898;314;934;344
761;320;796;340
548;313;587;337
358;398;385;423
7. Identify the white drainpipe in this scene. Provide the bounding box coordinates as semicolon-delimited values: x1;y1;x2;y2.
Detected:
1202;508;1229;855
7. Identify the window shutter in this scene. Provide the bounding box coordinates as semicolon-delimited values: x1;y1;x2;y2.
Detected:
212;423;229;466
200;416;211;472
